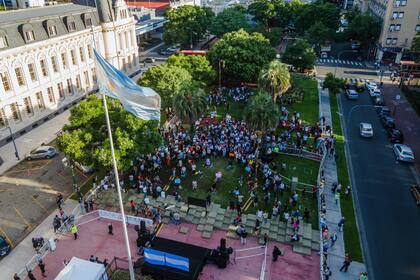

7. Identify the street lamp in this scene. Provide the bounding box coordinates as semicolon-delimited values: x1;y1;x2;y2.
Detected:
218;59;225;94
62;157;78;193
1;104;22;160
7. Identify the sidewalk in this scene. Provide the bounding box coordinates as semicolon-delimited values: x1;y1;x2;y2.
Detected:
318;81;366;279
0;200;78;280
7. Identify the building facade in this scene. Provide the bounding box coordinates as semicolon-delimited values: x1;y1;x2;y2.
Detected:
0;1;138;142
368;0;420;63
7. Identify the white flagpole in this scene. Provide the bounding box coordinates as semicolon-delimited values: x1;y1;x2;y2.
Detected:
90;25;136;280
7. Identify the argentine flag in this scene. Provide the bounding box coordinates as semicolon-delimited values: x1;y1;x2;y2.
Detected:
94;49;161;121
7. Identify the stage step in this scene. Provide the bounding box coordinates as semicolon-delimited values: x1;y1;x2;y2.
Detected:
202;231;212;239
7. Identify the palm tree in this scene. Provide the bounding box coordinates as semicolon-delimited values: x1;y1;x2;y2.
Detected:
172;82;207;125
258;60;291;102
244;91;279;132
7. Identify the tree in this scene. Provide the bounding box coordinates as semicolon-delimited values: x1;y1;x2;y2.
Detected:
57;95;161;172
208;29;276;82
166;54;216;85
210;7;250;38
305;22;332;46
347;12;381;49
295;3;340;35
244;91;279;131
323;72;344;95
138;64;192;108
172;82;208;125
411;32;420;54
281;39;316;71
258;60;290;102
164;6;214;47
247;0;278;27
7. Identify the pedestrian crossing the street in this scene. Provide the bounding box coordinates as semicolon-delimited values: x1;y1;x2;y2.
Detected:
316;58;365;67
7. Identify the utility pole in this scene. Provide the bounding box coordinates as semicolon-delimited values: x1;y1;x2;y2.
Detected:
2;104;21;160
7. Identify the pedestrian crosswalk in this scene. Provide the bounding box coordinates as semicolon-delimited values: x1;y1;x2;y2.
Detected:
316;58;364;67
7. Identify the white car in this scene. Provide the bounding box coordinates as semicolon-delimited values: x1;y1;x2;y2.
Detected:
359;123;373;138
393;144;415;163
369;88;381;98
365;81;378;92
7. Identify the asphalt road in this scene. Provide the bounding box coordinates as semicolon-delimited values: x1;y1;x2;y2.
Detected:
339;89;420;280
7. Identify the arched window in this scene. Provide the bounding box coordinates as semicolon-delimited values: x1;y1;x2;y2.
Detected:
44;19;58;37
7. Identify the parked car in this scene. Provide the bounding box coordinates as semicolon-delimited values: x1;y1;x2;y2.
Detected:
380;115;396;130
393;144;415;163
356;81;365;92
0;236;11;259
25;146;57;160
158;49;173;55
365;80;378;92
410;185;420;206
346;89;359;100
387;129;404;143
167;45;180;52
377;106;391;117
373;95;385;106
359;123;373;138
143;57;155;63
351;40;361;49
369;88;381;98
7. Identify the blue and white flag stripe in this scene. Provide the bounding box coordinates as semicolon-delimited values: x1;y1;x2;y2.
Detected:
165;253;189;272
94;49;161;120
144;248;165;266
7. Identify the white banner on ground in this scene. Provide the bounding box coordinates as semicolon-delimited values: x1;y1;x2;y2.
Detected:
98;210;153;227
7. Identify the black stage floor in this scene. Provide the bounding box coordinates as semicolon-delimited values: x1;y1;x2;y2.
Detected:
141;237;211;280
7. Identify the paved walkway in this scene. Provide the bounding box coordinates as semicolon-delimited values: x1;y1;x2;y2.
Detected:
317;81;366;280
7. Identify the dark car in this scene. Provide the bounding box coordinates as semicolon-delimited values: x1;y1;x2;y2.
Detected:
387;129;404;143
377;106;391;117
0;236;11;259
380;115;396;129
373;95;385;106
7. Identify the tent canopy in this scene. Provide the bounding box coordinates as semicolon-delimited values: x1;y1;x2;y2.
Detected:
55;257;106;280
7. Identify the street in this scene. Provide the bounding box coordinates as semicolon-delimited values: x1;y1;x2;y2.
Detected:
339;89;420;280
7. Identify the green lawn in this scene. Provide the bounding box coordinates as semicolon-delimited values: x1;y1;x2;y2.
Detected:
70;168;107;200
329;91;363;263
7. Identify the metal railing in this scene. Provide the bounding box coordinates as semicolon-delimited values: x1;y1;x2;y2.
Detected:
259;245;268;280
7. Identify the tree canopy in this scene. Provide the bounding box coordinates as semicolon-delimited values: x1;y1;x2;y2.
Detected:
258;60;290;101
172;82;208;124
294;3;340;35
411;32;420;55
138;64;192;108
208;29;276;82
247;0;278;27
210;7;250;38
166;54;216;85
164;6;214;47
244;91;279;131
347;12;381;49
305;21;333;46
281;39;316;71
323;72;344;95
57;95;161;172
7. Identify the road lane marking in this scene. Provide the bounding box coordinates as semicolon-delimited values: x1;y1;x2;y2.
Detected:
0;217;27;231
13;207;32;230
32;196;48;213
0;226;14;247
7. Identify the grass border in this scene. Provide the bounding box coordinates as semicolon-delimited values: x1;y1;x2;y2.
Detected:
329;91;364;263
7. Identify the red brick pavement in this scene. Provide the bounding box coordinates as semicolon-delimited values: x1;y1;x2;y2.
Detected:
381;81;420;173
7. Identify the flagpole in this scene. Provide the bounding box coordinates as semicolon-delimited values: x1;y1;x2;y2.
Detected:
90;25;136;280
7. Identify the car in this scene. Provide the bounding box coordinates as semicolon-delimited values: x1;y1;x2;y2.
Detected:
410;185;420;206
380;115;396;129
0;236;11;259
158;49;173;55
373;95;385;106
387;129;404;143
359;123;373;138
377;106;391;117
167;45;180;52
321;52;328;58
369;88;381;98
356;80;365;92
25;146;57;160
365;80;378;92
393;144;415;163
346;89;359;100
351;41;361;50
143;57;155;63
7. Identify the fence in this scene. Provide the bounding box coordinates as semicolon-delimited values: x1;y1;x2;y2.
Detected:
259;245;268;280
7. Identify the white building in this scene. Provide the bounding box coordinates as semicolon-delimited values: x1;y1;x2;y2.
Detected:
0;1;138;143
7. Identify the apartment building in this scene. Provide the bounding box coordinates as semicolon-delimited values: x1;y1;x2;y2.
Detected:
368;0;420;63
0;1;139;142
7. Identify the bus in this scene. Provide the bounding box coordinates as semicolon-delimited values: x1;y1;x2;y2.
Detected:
398;60;420;78
178;50;208;55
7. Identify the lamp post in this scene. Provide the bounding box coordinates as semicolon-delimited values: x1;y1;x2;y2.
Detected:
2;104;21;160
218;59;225;94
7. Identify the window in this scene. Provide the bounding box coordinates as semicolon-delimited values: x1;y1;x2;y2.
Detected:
47;87;55;103
386;38;392;45
122;58;126;72
35;92;45;109
416;25;420;31
61;53;68;69
127;55;132;68
71;50;77;65
85;18;92;27
393;12;398;19
76;75;82;90
40;59;48;77
79;47;85;62
24;30;35;42
48;25;57;36
398;12;404;18
68;21;76;32
87;45;93;59
15;67;25;87
10;102;20;121
389;24;395;31
51;56;59;73
23;97;33;115
92;67;96;82
57;82;65;99
401;0;407;6
67;78;73;95
1;71;12;91
0;109;6;127
28;63;37;82
395;24;401;31
0;37;7;49
84;71;90;89
392;38;398;45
